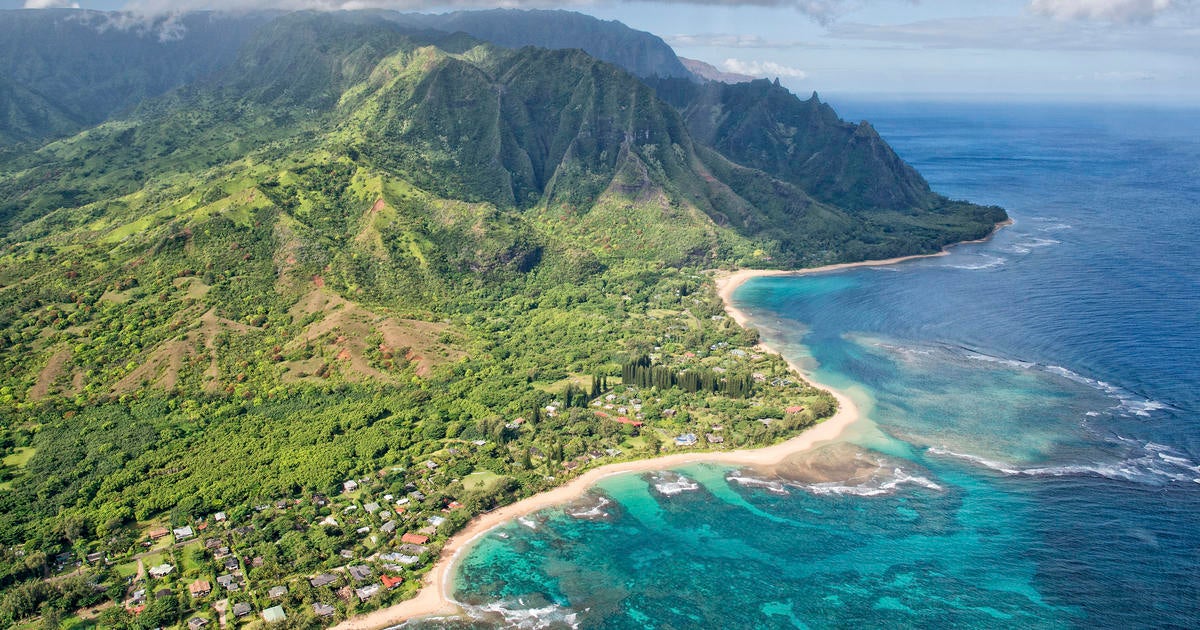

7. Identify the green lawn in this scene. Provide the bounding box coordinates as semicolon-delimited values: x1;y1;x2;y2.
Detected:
461;470;501;492
3;447;35;468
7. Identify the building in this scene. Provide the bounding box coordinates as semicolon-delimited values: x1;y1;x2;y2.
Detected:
343;480;359;493
355;584;380;601
147;527;169;540
310;573;338;588
785;405;805;414
232;602;253;618
262;606;287;623
188;580;212;598
348;565;373;581
674;433;698;447
313;603;336;617
148;564;174;578
216;574;240;591
187;618;210;630
173;525;194;541
268;585;288;600
401;532;429;545
381;574;404;589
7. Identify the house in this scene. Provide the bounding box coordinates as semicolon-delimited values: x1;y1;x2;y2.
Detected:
355;584;380;601
339;549;355;559
309;573;338;588
381;574;404;589
129;589;146;604
616;416;644;428
148;563;174;578
216;574;240;591
380;553;419;566
343;480;359;493
428;515;446;527
148;527;169;540
313;494;328;507
381;520;397;534
252;556;265;568
268;585;288;600
398;543;428;555
232;602;253;618
662;409;676;418
214;512;227;522
86;551;105;564
223;556;240;572
187;617;210;630
348;565;372;581
173;525;194;541
155;588;173;599
213;546;230;559
356;526;370;535
364;502;380;514
424;460;438;470
674;433;698;447
205;538;223;550
706;434;725;444
785;405;806;414
188;580;212;598
401;533;429;545
262;606;287;623
313;603;336;618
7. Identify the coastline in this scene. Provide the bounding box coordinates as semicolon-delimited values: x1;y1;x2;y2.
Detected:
716;217;1015;322
333;219;1011;629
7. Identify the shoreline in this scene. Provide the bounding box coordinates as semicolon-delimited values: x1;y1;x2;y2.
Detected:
716;218;1014;321
333;218;1012;629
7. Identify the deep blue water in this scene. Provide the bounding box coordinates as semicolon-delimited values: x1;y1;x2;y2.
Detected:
413;103;1200;629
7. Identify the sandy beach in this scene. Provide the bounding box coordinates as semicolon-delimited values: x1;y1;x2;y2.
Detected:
334;221;1011;629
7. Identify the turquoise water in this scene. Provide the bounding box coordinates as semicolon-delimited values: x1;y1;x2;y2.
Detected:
410;104;1200;629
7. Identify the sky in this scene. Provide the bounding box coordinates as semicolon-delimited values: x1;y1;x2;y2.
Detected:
5;0;1199;103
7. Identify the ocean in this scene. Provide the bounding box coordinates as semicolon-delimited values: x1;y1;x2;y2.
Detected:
407;102;1200;629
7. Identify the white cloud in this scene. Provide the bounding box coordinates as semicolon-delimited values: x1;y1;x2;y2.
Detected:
1029;0;1186;23
108;0;851;23
829;16;1200;53
666;33;815;48
720;58;807;78
24;0;81;7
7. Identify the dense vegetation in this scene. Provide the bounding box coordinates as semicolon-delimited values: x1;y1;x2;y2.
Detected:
0;9;1005;629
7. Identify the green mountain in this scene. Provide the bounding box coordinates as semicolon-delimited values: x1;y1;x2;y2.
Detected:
391;9;694;79
0;9;273;146
0;10;1005;628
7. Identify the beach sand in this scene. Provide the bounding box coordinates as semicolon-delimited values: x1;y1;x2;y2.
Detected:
334;221;1011;629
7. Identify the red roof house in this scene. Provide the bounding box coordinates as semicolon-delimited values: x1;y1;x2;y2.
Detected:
401;533;429;545
381;574;404;589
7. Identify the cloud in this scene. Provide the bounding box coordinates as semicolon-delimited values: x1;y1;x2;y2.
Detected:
1029;0;1186;23
24;0;81;7
666;33;810;48
105;0;853;24
721;58;807;78
828;16;1200;53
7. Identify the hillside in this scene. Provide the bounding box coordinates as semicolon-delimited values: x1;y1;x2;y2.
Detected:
0;9;1005;629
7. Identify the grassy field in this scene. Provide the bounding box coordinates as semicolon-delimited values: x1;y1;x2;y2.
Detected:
462;470;502;492
3;447;36;468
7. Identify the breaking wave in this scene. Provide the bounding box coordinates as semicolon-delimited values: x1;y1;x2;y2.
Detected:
963;349;1169;418
457;601;581;630
928;443;1200;486
791;468;943;497
650;472;701;496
